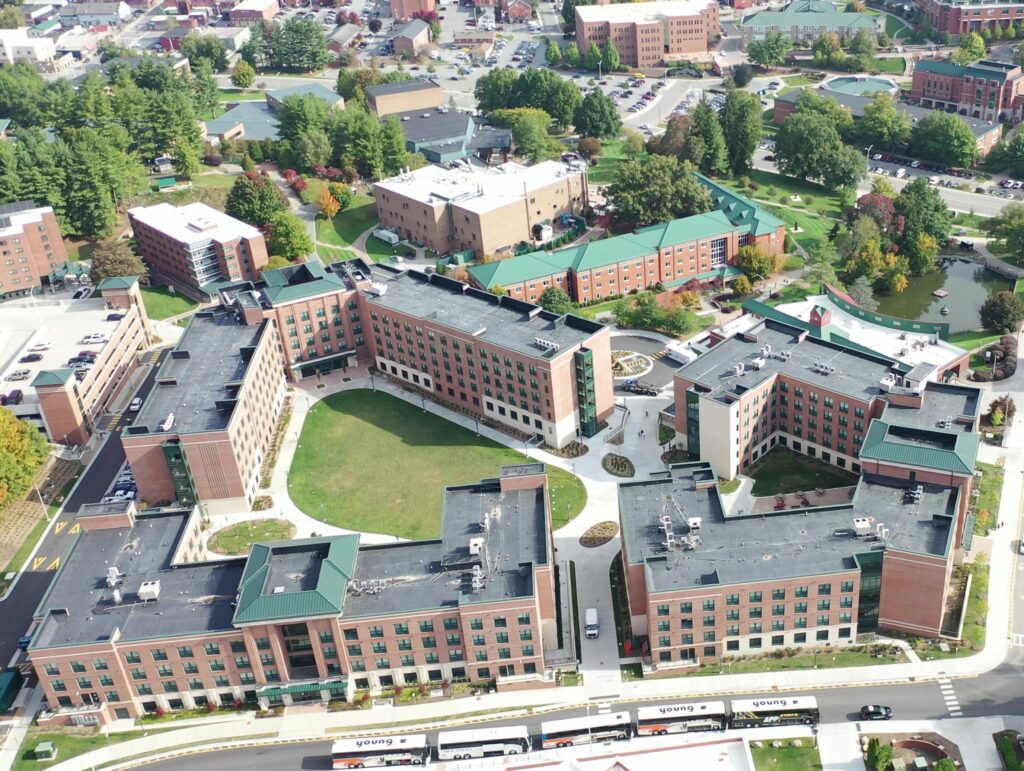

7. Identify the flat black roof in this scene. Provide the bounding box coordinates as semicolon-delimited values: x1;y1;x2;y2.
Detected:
366;79;441;98
882;382;981;433
618;463;957;593
31;511;244;650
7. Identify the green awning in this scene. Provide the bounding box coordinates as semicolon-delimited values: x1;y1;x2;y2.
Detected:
257;680;345;698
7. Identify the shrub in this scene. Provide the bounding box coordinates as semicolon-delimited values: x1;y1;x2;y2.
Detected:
204;154;223;166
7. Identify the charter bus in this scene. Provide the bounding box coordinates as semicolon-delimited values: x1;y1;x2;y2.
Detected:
330;734;430;768
540;712;632;748
635;701;729;735
435;726;531;760
729;696;820;729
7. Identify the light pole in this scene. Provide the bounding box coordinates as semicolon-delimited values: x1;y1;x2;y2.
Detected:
35;483;49;522
865;144;874;172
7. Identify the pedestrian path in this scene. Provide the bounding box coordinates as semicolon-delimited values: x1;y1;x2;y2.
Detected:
936;674;963;717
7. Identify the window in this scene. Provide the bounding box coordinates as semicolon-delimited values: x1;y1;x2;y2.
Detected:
772;589;786;600
210;660;225;672
400;655;415;667
772;604;785;616
136;684;152;696
517;613;530;625
680;602;692;614
177;646;193;659
347;644;362;656
444;618;458;630
494;617;507;628
183;662;199;675
498;648;511;659
727;609;739;621
157;665;173;677
446;633;460;646
344;629;359;640
163;681;179;693
394;623;409;635
77;677;92;689
818;600;831;611
703;631;716;642
841;581;855;593
816;630;829;641
106;691;120;703
748;591;762;603
369;626;384;638
818;583;832;596
520;629;532;641
749;607;763;619
93;658;108;671
772;620;785;631
703;600;715;611
376;658;391;669
703;615;715;627
259;654;274;666
71;661;86;673
398;639;412;651
44;664;59;676
372;641;387;654
125;652;141;665
726;594;739;606
749;623;762;634
319;631;335;644
475;651;488;662
235;656;251;669
657;604;670;615
204;643;220;656
230;641;246;653
840;596;853;608
470;619;483;631
419;621;434;633
795;586;808;598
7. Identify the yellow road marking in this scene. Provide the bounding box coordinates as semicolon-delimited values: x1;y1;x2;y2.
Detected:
54;521;67;535
46;557;60;571
68;522;81;535
32;556;46;570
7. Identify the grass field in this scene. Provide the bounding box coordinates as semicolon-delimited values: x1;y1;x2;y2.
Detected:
316;244;359;262
869;56;906;74
723;170;844;218
191;172;239;189
765;204;838;252
778;74;816;96
949;330;1003;351
217;88;267;102
588;139;643;186
750;740;824;771
748;448;857;496
64;238;98;263
13;729;149;771
364;234;406;263
317;193;379;247
209;519;296;554
140;286;199;321
289;390;587;538
765;281;818;307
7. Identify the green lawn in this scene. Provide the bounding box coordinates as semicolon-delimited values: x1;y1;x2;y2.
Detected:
748;447;858;496
218;88;267;102
289;390;588;538
783;253;805;270
588;139;644;186
764;204;839;252
13;729;150;771
364;234;406;263
751;740;824;771
722;171;845;218
192;171;239;189
140;286;199;321
973;461;1004;534
64;238;98;263
869;56;906;74
717;477;742;494
778;74;817;97
949;330;1003;352
316;244;359;263
316;193;379;247
208;519;296;555
765;281;819;307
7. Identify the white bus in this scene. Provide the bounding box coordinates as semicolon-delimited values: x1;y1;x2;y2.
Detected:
635;701;728;736
729;696;820;729
330;734;430;768
540;712;632;749
436;725;531;760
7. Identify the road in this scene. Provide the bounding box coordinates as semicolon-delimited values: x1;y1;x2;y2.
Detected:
0;355;166;667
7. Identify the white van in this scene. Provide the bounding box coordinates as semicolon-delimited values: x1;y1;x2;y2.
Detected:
584;607;599;639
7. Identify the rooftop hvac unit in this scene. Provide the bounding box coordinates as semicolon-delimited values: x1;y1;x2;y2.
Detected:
365;283;388;297
762;344;772;356
106;566;120;587
751;357;766;370
533;337;561;352
659;514;673;531
111;589;122;605
469;537;485;556
138;580;161;602
734;363;745;376
272;586;286;594
663;533;676;551
687;517;702;532
853;517;871;536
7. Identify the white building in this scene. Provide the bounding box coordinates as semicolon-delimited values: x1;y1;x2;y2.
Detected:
57;1;131;27
0;27;57;65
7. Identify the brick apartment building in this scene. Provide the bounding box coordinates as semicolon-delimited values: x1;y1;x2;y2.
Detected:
373;160;589;258
28;463;558;726
391;0;434;21
574;0;720;69
618;459;964;674
128;202;270;300
120;305;286;514
0;201;70;299
910;58;1024;124
467;174;786;304
223;258;614;449
227;0;278;23
775;86;1005;157
917;0;1024;36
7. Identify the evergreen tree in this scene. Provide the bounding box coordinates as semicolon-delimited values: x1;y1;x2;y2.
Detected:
601;41;620;72
225;171;288;227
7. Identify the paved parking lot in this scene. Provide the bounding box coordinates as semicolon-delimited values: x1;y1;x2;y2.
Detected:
610;334;678;390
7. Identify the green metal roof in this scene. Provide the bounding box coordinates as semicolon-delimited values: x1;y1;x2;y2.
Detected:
233;535;359;625
261;259;350;305
632;210;739;249
859;421;979;475
468;249;576;290
915;59;967;78
257;679;345;698
31;369;74;388
96;276;139;291
742;9;878;28
696;174;788;237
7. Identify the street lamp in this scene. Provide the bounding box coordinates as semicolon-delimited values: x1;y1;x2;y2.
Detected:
865;144;874;172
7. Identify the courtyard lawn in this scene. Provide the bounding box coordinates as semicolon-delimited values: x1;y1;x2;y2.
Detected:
316;244;359;263
217;88;267;102
316;193;379;247
364;234;405;263
208;519;296;555
869;56;906;74
140;286;198;321
64;238;98;263
764;204;839;252
13;729;150;771
750;740;824;771
588;139;643;186
748;448;858;497
778;74;816;96
949;330;1003;352
723;171;845;218
191;171;239;189
289;389;588;539
765;281;818;307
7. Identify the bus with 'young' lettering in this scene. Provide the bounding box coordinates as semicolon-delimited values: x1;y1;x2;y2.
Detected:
635;701;729;735
435;725;531;760
729;696;820;729
540;712;632;749
330;734;430;768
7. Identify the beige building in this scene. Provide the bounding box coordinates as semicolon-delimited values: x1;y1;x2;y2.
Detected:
373;160;589;257
574;0;719;68
366;79;444;118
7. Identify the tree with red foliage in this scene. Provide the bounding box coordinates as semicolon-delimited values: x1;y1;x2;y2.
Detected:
856;193;898;238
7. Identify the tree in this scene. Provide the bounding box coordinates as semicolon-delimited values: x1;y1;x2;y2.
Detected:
871;744;894;771
573;88;620;139
776;110;844;182
181;33;228;72
911;112;977;168
379;115;410;175
89;239;148;285
225;171;288;227
849;28;878;58
732;274;753;296
0;6;24;27
720;89;762;174
538;286;576;314
190;61;221;116
583;41;602;71
858;193;897;235
688;100;728;175
263;254;292;274
171;137;201;180
848;275;879;311
622;128;646;158
231;60;256;89
0;409;49;510
735;245;776;282
546;40;562;66
292;127;331;171
577;137;602;160
894;177;951;273
368;17;382;33
277;17;330;72
474;67;520;113
731;63;753;87
803;240;839;289
318;186;341;219
746;32;791;68
858;92;911;150
981;290;1024;332
565;41;581;68
932;761;957;771
266;210;313;262
983;202;1024;259
951;31;986;64
601;41;620;72
607;155;712;230
61;126;146;237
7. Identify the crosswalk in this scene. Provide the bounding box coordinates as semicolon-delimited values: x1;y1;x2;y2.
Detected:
937;675;962;717
1012;633;1024;647
650;351;669;361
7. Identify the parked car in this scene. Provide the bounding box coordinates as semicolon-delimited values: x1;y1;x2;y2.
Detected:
6;389;23;405
106;313;125;321
19;353;42;363
72;287;92;300
859;705;893;721
5;369;30;381
28;341;50;352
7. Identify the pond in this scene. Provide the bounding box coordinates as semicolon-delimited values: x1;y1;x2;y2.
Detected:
873;258;1013;333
